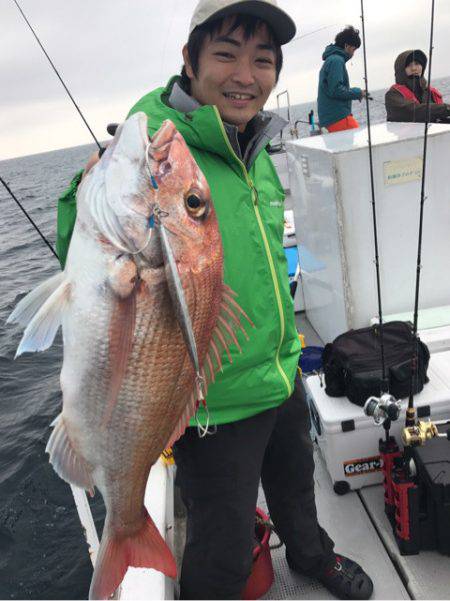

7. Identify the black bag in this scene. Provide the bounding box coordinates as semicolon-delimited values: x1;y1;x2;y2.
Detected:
322;321;430;407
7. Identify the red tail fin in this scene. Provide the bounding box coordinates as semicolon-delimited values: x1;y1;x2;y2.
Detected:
89;510;177;600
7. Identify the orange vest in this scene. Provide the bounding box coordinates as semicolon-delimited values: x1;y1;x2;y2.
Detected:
391;84;443;105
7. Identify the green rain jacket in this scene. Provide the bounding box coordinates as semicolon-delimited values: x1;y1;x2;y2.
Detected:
56;78;301;426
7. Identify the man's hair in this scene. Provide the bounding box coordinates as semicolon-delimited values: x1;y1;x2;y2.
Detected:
334;26;361;49
180;13;283;93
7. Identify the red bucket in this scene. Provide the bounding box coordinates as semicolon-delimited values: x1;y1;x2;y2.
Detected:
241;508;274;600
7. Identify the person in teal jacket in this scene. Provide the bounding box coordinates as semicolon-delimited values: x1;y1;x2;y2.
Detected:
317;26;366;131
56;1;373;598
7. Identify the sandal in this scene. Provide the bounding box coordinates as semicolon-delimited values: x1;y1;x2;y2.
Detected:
287;552;374;600
315;554;373;600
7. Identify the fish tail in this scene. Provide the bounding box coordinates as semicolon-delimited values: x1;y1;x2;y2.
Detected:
89;509;177;600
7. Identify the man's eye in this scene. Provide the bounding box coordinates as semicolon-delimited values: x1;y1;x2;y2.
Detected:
257;58;273;65
214;52;234;59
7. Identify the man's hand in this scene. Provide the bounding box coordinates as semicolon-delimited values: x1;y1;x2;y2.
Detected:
360;89;368;100
82;150;102;179
81;142;112;179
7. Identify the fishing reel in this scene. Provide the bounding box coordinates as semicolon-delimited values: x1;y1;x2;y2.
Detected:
402;418;450;447
364;393;402;425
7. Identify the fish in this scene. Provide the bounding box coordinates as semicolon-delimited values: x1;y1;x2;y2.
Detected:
7;113;251;600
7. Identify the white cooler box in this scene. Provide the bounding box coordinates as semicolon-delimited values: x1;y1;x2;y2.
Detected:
305;351;450;492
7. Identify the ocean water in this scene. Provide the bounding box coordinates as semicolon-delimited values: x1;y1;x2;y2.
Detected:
0;145;105;600
1;77;449;599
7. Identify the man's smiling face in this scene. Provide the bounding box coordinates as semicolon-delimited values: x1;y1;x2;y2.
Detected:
183;17;278;132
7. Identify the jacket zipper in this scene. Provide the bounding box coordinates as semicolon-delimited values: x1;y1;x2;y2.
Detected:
213;107;292;396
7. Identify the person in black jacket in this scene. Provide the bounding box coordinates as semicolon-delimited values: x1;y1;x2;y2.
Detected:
385;49;450;123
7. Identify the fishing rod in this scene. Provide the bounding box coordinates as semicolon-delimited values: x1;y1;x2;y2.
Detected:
360;0;388;400
0;175;59;261
404;0;436;433
12;0;101;151
4;0;106;263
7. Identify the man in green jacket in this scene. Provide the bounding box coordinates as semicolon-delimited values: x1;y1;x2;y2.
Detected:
57;1;373;598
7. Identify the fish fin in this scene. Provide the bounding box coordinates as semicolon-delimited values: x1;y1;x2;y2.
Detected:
164;390;198;449
45;414;94;491
101;290;136;429
202;284;254;387
7;272;66;327
89;508;177;600
164;285;253;447
14;279;71;357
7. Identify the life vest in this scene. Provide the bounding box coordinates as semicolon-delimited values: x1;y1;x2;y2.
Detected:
392;84;443;105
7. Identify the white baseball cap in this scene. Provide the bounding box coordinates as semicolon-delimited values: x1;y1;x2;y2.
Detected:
189;0;296;45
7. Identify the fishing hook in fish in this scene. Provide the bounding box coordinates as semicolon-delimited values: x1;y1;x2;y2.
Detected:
195;400;217;438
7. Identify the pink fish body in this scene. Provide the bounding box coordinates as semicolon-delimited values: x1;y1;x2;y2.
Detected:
8;113;250;599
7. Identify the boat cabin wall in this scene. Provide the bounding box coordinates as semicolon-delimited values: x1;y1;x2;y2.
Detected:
287;123;450;344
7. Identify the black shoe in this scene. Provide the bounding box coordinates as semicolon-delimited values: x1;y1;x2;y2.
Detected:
287;552;374;600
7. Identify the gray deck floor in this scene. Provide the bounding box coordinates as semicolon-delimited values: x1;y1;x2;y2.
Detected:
361;486;450;600
258;449;410;600
295;311;323;348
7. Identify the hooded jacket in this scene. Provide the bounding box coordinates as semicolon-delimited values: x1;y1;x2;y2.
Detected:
56;77;301;427
385;50;450;123
317;44;362;128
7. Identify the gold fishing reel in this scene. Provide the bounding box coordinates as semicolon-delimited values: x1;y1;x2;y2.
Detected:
402;417;450;447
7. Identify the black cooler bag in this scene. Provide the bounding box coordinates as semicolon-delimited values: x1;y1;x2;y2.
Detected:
322;321;430;406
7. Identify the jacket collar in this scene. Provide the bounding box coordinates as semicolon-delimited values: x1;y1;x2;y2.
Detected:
322;44;351;63
167;78;286;169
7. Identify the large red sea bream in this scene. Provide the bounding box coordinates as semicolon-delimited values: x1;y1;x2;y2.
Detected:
8;113;250;599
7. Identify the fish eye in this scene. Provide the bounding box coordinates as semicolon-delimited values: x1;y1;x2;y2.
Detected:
185;192;207;219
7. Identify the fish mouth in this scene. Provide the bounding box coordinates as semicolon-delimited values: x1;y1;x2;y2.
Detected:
97;112;150;171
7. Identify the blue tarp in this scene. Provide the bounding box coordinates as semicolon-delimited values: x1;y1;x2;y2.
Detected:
284;245;326;277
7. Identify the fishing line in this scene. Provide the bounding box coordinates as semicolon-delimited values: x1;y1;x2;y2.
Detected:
406;0;436;427
360;0;388;391
0;175;59;260
12;0;102;151
291;23;338;43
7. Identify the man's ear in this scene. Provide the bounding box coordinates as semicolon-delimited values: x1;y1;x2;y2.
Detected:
182;45;194;79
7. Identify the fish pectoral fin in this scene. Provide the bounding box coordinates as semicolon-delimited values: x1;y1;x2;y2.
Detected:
202;283;254;385
46;414;94;492
12;276;71;357
8;271;66;327
89;509;177;600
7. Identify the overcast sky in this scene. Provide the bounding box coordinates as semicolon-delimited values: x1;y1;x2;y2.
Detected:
2;0;450;160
